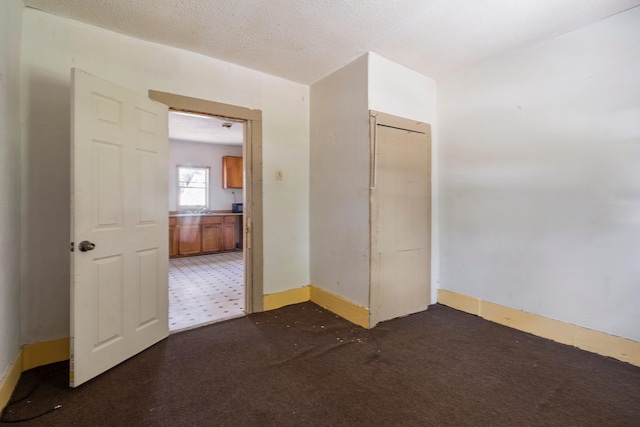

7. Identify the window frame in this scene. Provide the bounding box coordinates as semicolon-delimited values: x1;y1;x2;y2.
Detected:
177;165;210;209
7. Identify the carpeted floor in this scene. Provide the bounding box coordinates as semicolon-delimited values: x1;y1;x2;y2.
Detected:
2;303;639;426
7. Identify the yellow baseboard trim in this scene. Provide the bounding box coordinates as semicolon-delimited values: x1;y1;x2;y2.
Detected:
438;289;640;366
22;338;70;372
1;338;70;412
0;351;23;412
264;286;311;311
263;285;370;328
310;286;370;329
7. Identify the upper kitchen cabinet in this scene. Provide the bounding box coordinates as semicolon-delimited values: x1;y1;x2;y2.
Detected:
222;156;243;188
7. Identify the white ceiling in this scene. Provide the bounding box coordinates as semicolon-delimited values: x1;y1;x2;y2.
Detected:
169;111;243;146
23;0;640;84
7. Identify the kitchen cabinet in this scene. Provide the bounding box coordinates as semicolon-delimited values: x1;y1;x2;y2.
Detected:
170;214;240;258
201;216;223;253
177;223;201;256
169;217;179;257
222;156;243;188
223;216;237;251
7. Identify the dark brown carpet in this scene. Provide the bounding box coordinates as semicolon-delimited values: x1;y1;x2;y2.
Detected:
2;303;639;426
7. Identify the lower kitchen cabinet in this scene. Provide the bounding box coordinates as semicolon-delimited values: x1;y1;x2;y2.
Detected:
201;216;223;253
169;218;179;257
178;224;201;256
223;216;237;251
170;215;239;258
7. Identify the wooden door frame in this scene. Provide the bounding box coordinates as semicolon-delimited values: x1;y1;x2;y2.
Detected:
368;110;431;327
149;90;264;313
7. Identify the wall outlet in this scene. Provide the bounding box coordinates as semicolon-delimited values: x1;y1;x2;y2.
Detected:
275;170;283;181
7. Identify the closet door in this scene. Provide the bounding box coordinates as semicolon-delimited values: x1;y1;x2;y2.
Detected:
370;112;431;326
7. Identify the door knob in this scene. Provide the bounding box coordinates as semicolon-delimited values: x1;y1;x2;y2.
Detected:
78;240;96;252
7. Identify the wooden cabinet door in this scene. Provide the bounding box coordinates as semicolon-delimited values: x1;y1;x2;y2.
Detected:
222;156;243;188
202;223;223;253
223;216;237;251
169;224;179;258
178;224;201;255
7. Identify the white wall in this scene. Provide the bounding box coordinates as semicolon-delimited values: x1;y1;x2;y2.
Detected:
368;52;439;304
0;0;23;383
20;9;310;344
368;52;437;123
438;7;640;341
310;53;439;308
310;55;370;306
169;140;243;211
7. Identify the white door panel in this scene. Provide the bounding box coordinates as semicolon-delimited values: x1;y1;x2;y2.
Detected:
71;69;169;387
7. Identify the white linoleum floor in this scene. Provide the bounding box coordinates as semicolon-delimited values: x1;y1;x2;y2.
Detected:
169;252;244;332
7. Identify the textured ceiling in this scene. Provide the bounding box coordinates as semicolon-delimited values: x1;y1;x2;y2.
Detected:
23;0;640;84
169;112;243;146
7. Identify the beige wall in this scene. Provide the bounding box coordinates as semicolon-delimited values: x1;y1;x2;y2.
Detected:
20;9;310;344
310;55;370;306
0;0;23;382
438;7;640;341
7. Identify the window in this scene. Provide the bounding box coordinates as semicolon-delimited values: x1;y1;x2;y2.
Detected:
178;166;209;208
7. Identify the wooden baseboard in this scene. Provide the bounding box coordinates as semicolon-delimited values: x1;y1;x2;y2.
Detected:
0;338;71;412
310;286;370;329
0;351;23;413
263;285;370;328
22;338;70;372
438;289;640;366
263;286;311;311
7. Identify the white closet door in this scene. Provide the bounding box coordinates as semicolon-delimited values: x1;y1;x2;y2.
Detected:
370;113;431;326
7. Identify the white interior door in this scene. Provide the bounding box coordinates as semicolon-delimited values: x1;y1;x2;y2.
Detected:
70;69;169;387
370;113;431;326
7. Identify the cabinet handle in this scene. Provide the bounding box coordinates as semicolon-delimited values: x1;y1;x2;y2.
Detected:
370;113;378;190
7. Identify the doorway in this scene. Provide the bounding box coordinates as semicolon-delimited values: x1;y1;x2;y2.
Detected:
167;111;246;331
169;250;244;331
149;90;264;331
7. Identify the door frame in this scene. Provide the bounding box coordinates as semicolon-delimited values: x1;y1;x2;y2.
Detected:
149;90;264;313
368;110;432;327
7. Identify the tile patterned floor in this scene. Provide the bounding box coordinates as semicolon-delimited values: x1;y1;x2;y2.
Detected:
169;251;244;332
